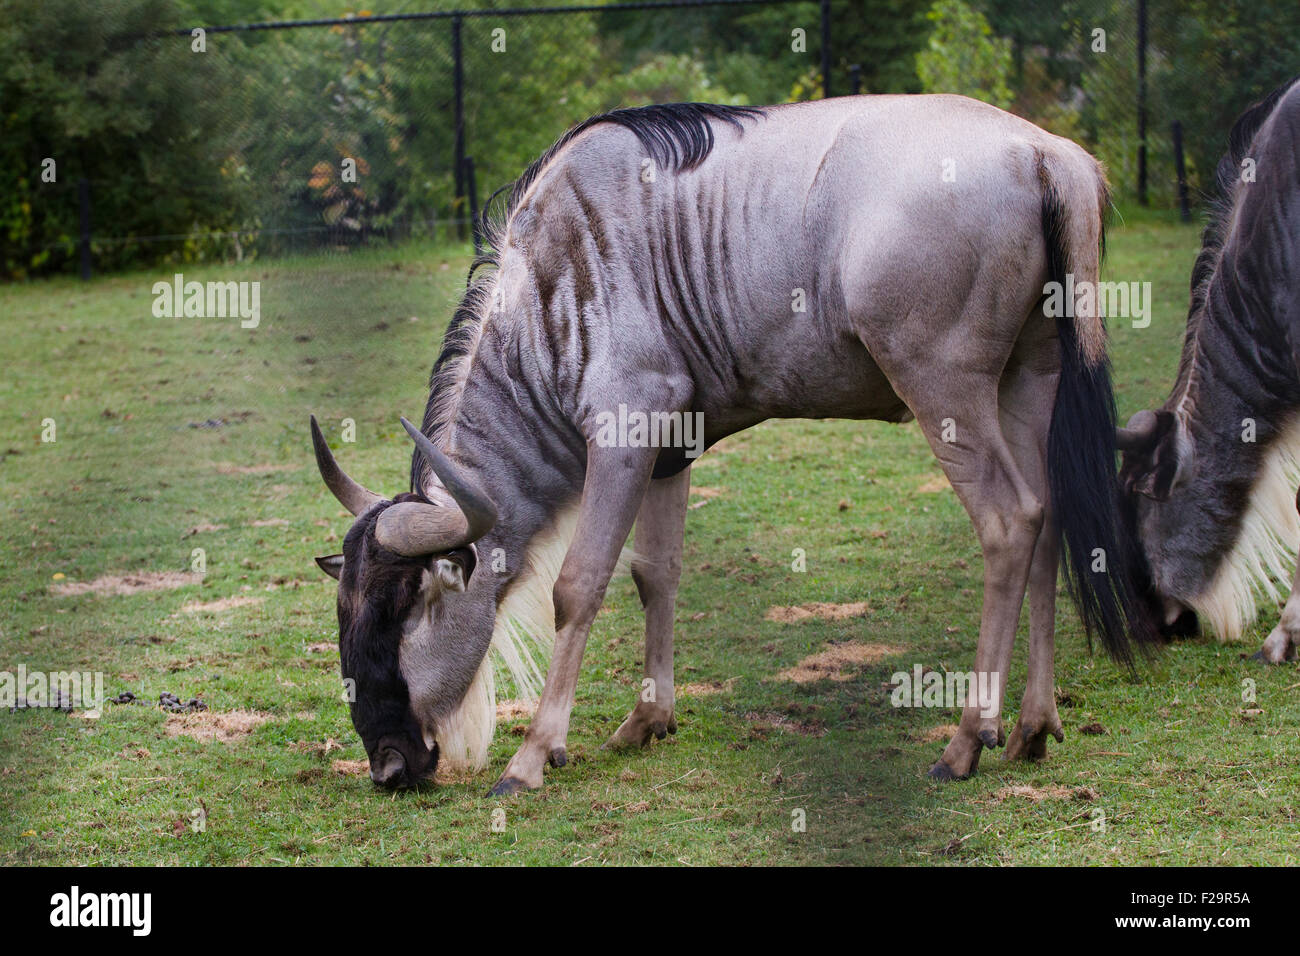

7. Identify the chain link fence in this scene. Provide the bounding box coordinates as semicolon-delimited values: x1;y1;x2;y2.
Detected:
1064;0;1300;213
12;0;828;276
7;0;1298;278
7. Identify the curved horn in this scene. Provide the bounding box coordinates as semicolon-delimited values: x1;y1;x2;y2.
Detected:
374;500;472;557
372;418;498;557
1116;409;1159;452
310;415;385;516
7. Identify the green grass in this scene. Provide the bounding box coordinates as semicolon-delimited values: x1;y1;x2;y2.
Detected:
1;216;1296;866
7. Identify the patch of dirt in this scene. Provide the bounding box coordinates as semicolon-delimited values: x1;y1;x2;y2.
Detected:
917;474;952;493
249;518;290;528
677;678;737;698
775;641;903;684
745;711;826;737
180;596;263;613
434;765;480;785
50;571;194;597
916;723;960;744
184;523;227;535
305;642;336;654
213;462;297;476
292;739;342;758
496;699;536;721
164;709;272;742
765;601;872;624
688;486;725;510
332;758;369;776
992;785;1099;803
1078;722;1107;735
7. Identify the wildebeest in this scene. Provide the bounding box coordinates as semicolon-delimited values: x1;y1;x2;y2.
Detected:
312;95;1159;793
1118;76;1300;664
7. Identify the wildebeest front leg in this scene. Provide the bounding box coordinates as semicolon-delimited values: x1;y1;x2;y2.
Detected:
605;466;691;750
489;442;663;796
1259;514;1300;663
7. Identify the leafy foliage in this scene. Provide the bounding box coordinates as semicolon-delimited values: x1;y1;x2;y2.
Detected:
4;0;1298;275
916;0;1013;107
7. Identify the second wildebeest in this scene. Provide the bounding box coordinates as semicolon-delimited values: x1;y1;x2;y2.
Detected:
1118;77;1300;663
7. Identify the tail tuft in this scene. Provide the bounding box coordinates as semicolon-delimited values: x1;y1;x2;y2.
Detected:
1042;181;1161;668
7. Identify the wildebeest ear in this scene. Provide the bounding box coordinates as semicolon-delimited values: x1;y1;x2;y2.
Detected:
315;554;345;580
1120;411;1184;501
432;545;477;593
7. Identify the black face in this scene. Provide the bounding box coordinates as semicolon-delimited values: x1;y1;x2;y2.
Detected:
1118;411;1203;640
335;495;441;789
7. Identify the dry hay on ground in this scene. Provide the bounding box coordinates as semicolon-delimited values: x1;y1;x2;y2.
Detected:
180;596;263;614
764;601;872;624
50;571;194;597
213;462;297;476
992;785;1099;803
496;699;536;721
915;723;961;744
677;678;737;698
164;709;272;742
775;641;903;683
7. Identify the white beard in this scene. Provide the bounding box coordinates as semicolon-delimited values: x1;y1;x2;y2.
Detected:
1190;419;1300;641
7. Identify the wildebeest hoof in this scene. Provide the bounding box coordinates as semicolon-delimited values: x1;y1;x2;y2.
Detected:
1252;638;1297;664
1249;649;1295;665
604;707;677;750
488;776;533;797
978;729;1000;750
928;760;965;782
547;747;567;768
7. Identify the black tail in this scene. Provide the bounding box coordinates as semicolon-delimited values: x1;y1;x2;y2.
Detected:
1042;185;1160;668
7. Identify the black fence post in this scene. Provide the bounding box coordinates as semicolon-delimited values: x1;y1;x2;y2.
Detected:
848;63;861;95
1172;120;1190;222
465;156;481;255
77;178;91;280
452;14;466;240
820;0;832;98
1137;0;1148;206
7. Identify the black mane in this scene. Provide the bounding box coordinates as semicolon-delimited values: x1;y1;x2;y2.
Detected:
1182;76;1300;361
505;102;763;216
411;102;764;490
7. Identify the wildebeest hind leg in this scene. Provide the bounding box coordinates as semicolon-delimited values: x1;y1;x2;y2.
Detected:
605;466;691;751
882;369;1043;780
997;357;1065;761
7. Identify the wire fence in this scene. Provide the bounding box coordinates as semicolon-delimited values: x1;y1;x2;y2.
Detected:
19;0;828;277
8;0;1297;279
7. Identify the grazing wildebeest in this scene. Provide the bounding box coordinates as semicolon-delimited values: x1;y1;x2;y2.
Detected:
312;95;1159;793
1118;77;1300;664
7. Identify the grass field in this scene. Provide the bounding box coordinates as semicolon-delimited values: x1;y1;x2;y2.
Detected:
2;209;1297;866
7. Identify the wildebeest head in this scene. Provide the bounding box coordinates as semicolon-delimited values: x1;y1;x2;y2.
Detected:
310;415;498;789
1116;408;1202;637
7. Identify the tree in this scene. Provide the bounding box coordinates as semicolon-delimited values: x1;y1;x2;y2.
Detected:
915;0;1014;108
